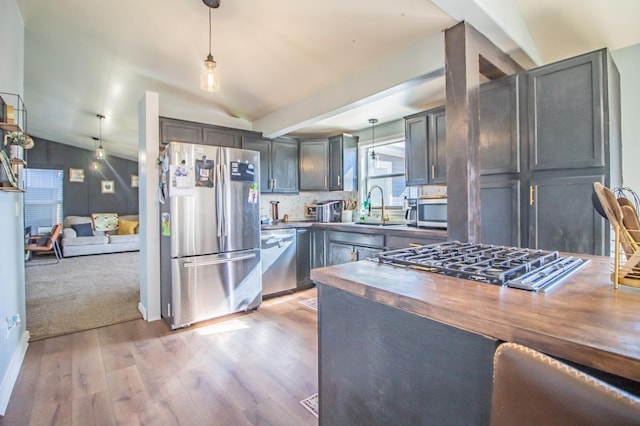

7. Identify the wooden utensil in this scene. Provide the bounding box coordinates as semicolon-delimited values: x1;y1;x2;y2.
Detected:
617;197;638;219
621;205;640;244
593;182;623;229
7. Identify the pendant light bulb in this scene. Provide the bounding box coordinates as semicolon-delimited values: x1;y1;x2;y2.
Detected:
369;118;379;169
201;6;220;92
95;114;106;161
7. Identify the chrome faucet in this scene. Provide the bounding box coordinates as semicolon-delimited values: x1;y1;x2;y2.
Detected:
367;185;388;225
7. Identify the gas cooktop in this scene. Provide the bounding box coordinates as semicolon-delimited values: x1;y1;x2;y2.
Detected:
375;241;588;292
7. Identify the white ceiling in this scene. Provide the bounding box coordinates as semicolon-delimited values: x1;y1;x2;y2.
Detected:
15;0;640;160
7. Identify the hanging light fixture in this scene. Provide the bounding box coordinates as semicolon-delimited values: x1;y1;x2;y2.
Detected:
95;114;106;160
369;118;379;169
201;0;221;92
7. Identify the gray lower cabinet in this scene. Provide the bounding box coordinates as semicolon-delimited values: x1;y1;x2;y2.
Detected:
480;178;522;247
385;234;446;250
327;231;384;266
528;174;606;255
243;136;299;193
296;228;313;289
299;139;329;191
312;228;327;269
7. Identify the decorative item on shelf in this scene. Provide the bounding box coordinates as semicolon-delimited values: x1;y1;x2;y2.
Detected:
368;118;379;169
5;131;34;160
200;0;221;92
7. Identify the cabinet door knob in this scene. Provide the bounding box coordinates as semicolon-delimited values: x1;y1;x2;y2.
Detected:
273;178;276;189
431;164;435;179
337;175;341;186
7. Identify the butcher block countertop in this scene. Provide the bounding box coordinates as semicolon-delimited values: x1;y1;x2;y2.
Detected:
310;255;640;383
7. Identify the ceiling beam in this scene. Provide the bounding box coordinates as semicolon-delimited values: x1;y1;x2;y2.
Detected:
431;0;542;68
254;33;446;139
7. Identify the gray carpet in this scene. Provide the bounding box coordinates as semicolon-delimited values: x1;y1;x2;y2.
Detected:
25;251;142;340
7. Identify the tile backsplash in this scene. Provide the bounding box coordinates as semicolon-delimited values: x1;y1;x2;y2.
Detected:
260;191;357;222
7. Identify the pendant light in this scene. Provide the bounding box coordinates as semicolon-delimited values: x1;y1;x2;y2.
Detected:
201;0;220;92
369;118;379;169
95;114;105;160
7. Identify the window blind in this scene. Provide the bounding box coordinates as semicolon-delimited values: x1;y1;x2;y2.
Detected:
23;168;63;233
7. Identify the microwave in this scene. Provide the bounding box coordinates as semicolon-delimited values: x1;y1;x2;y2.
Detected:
417;197;447;229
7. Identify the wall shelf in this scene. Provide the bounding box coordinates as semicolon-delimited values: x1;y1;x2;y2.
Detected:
0;93;28;192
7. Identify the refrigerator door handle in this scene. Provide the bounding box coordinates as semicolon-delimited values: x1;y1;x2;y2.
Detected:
222;162;230;238
215;163;223;238
183;252;257;267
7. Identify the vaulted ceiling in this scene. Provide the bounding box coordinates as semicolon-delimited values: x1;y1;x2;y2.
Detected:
15;0;640;160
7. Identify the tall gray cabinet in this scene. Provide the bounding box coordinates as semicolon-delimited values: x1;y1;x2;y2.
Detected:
525;49;621;255
406;48;621;256
483;48;621;255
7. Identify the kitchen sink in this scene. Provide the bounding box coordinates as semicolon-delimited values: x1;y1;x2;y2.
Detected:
353;221;407;227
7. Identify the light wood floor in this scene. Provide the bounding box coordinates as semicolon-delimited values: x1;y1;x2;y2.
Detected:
0;288;319;426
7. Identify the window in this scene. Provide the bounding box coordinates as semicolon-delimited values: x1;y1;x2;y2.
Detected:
23;168;63;233
360;139;416;213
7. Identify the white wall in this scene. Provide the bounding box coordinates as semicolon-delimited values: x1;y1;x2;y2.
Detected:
612;44;640;192
0;0;29;416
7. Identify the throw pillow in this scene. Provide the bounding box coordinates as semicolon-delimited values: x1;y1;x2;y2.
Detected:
118;219;138;235
92;213;119;231
71;222;93;237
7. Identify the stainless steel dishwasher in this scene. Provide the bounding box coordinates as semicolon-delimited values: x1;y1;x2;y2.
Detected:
260;228;297;297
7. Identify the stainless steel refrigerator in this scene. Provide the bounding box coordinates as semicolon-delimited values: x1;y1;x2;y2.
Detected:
159;141;262;329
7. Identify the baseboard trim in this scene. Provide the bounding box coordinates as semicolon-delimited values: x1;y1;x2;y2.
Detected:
138;302;147;320
0;330;29;416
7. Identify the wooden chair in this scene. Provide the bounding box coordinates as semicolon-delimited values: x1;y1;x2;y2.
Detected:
25;223;62;264
491;342;640;425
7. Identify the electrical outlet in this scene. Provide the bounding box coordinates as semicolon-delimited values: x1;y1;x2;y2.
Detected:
5;314;21;339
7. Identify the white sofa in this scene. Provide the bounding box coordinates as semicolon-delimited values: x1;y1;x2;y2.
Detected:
61;214;139;257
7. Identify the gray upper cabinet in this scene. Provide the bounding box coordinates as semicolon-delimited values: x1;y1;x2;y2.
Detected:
527;51;605;171
203;127;240;148
160;117;247;149
480;75;520;175
329;134;358;191
243;136;299;193
405;106;446;186
160;118;202;145
299;139;329;191
272;137;299;193
242;136;271;191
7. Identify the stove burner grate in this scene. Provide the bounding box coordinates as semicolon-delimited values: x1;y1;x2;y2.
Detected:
375;241;588;292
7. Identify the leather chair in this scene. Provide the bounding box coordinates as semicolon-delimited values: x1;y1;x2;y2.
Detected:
25;223;62;263
491;342;640;425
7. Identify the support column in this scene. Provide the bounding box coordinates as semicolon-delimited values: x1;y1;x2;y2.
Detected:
444;22;523;243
